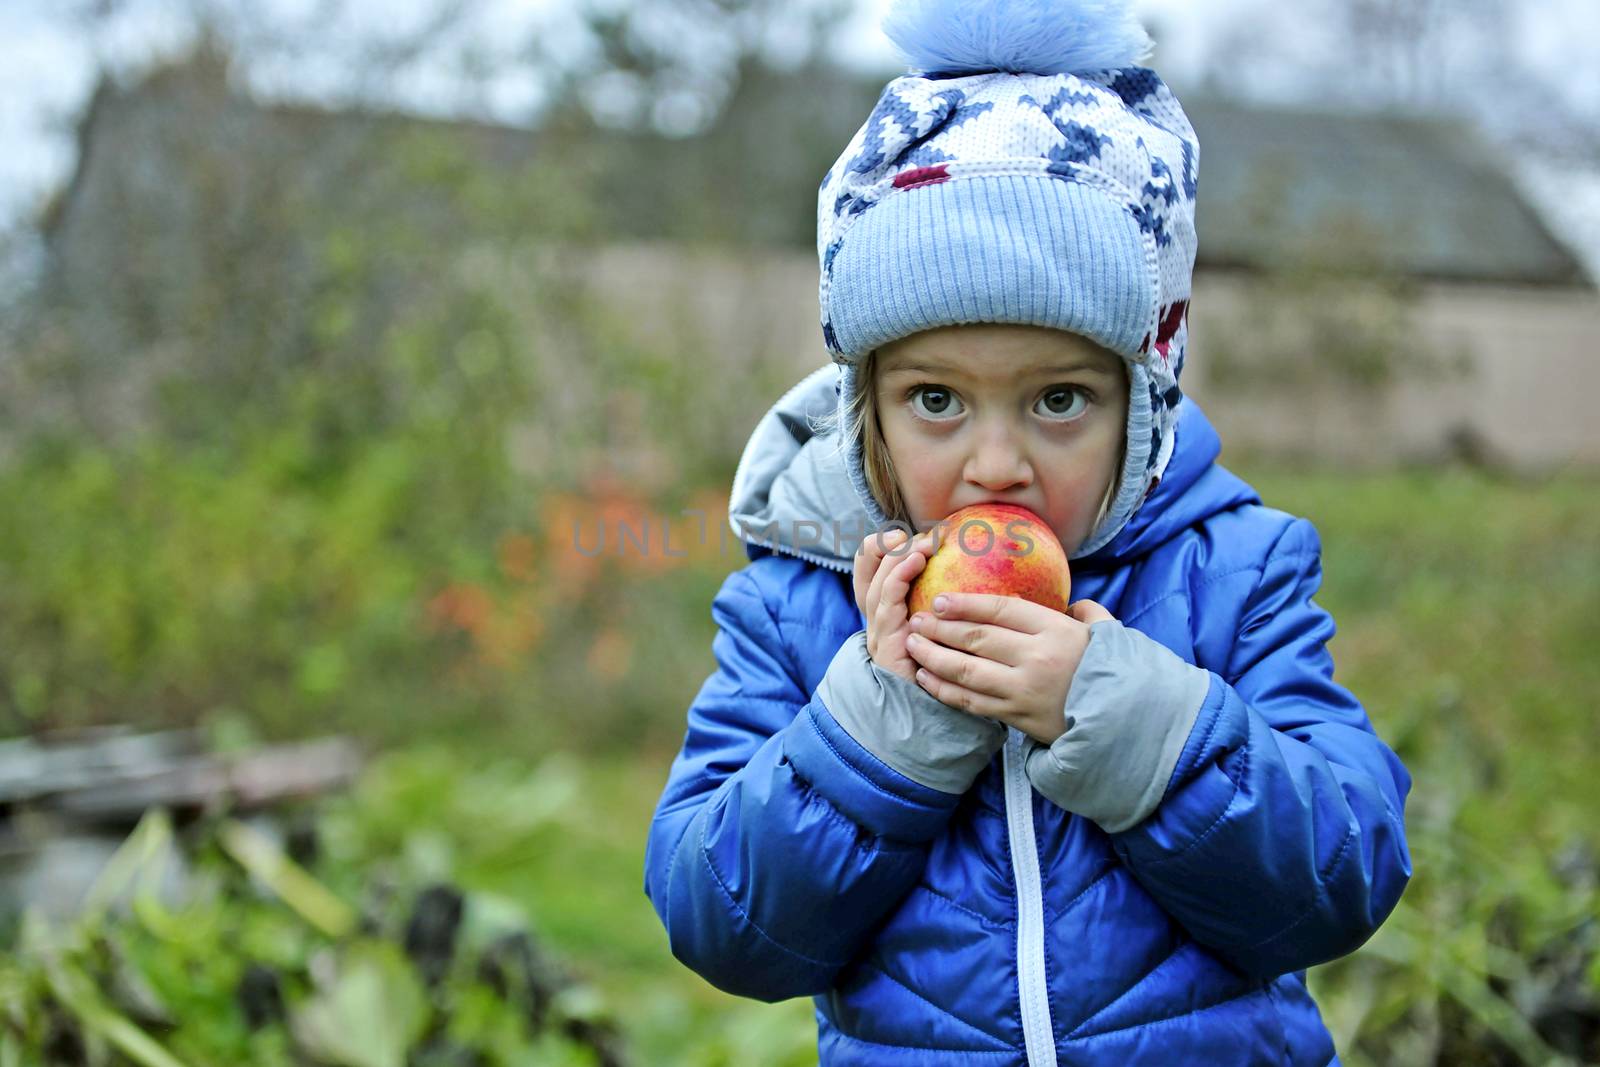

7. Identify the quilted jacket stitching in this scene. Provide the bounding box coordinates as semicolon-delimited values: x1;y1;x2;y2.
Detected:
857;959;1017;1049
1174;686;1227;781
777;615;860;635
696;805;849;970
1119;561;1264;628
1068;984;1274;1045
1050;863;1121;923
1066;941;1187;1039
783;753;924;855
823;1028;1020;1058
723;571;807;697
730;694;808;709
1115;544;1318;636
1236;825;1359;954
1133;729;1249;871
912;882;1011;931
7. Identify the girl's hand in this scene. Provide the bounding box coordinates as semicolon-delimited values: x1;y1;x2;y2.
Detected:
904;594;1117;745
852;528;940;684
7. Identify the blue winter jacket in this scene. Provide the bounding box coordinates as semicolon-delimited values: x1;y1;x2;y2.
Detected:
644;366;1413;1065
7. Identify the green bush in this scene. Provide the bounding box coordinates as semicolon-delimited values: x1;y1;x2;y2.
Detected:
0;405;736;751
0;305;534;743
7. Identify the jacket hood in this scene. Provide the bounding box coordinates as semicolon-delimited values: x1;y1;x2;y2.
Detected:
726;365;1258;576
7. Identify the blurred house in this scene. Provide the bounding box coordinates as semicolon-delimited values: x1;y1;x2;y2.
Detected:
1178;99;1597;470
40;52;1600;470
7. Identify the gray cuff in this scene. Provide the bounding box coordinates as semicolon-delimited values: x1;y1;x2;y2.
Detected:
817;631;1006;794
1024;620;1211;833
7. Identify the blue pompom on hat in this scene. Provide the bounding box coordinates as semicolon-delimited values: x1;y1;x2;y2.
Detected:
881;0;1154;77
819;0;1199;558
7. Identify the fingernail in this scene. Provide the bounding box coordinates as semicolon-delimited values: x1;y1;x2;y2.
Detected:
933;595;949;614
910;614;925;630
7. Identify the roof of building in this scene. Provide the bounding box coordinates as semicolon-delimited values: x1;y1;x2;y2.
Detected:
1182;97;1590;287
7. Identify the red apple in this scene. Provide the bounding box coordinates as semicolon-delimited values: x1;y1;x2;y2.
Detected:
907;503;1072;617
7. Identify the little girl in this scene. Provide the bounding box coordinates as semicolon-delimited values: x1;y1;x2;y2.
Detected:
644;1;1414;1063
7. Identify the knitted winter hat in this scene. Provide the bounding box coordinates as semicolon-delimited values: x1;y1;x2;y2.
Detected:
819;0;1200;558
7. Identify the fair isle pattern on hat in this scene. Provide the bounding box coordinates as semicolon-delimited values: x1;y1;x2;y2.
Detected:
816;66;1199;558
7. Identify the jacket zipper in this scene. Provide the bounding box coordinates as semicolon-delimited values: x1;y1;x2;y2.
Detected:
1004;728;1058;1065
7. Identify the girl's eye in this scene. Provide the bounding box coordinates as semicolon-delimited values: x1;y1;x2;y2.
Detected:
1036;387;1090;421
910;386;963;421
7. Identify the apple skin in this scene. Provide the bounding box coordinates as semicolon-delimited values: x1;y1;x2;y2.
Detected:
907;503;1072;617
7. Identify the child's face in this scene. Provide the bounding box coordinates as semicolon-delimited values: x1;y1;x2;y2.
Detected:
874;324;1129;557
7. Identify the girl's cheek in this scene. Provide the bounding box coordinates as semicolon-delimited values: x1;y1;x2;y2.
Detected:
901;468;942;519
894;450;941;493
1057;472;1109;541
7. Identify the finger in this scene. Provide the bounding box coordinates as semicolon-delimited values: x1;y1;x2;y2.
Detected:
861;530;908;617
1068;598;1115;625
908;615;1026;667
905;633;1008;698
912;661;1004;719
876;548;927;623
870;529;936;609
859;527;912;564
931;592;1051;635
853;543;879;616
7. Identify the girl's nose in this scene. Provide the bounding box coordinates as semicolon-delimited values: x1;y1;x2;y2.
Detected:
965;426;1032;493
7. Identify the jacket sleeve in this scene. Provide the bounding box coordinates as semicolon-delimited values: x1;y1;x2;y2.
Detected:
642;565;979;1002
1106;518;1414;981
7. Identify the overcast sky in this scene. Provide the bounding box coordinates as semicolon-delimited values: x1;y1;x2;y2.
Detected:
3;0;1598;277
